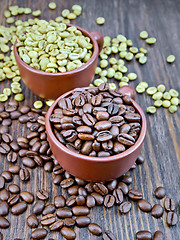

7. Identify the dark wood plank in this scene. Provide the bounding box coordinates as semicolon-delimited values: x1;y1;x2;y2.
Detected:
0;0;179;239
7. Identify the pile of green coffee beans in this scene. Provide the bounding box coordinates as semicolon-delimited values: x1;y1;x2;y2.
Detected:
17;21;93;73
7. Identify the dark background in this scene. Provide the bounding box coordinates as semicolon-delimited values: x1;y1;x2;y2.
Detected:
0;0;180;239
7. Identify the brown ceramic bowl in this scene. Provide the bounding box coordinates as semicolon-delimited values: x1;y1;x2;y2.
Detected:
45;86;147;182
14;24;104;100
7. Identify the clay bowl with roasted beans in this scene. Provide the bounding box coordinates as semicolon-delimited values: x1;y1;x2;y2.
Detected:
45;84;147;182
14;24;103;100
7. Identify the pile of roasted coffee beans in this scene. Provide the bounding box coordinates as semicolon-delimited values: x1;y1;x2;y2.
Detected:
50;83;141;157
0;99;179;239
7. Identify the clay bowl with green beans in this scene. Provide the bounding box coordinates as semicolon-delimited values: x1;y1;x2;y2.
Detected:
45;85;147;182
14;23;103;99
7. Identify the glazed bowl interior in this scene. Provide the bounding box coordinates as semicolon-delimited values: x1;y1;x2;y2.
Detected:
46;87;147;164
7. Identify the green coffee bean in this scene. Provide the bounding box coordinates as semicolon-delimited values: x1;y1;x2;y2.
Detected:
119;82;128;87
12;76;21;82
136;85;145;93
129;47;138;54
139;55;147;64
163;92;171;100
99;70;107;77
146;106;156;114
0;94;8;102
169;89;179;97
100;53;108;59
145;37;156;44
4;10;11;18
3;88;11;96
94;78;104;87
170;97;179;106
67;13;76;20
111;46;118;54
127;73;137;81
107;68;115;78
139;82;148;88
117;59;124;65
108;83;116;90
157;84;166;93
32;10;41;17
126;39;133;46
167;55;175;63
152;92;163;100
14;93;25;101
96;17;105;25
24;8;32;14
146;87;157;95
49;2;56;10
55;16;64;22
119;42;127;51
72;5;82;13
125;52;134;61
135;53;144;59
140;30;148;39
154;100;162;107
109;57;117;65
34;100;43;109
117;34;127;43
121;76;129;83
168;105;177;114
114;72;122;80
119;51;127;58
7;17;15;24
118;65;127;73
11;87;22;94
139;48;148;54
100;76;107;82
99;59;108;68
162;100;171;108
46;100;55;107
112;65;118;71
95;67;102;75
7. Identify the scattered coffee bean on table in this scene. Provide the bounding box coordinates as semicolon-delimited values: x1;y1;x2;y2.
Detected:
164;197;175;212
88;223;102;236
136;230;152;240
153;230;164;240
103;230;116;240
154;186;166;199
167;211;178;226
151;204;164;219
138;199;152;212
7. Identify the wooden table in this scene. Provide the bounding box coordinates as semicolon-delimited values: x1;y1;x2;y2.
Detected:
0;0;179;239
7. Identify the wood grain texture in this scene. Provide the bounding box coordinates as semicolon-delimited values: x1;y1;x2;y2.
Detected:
0;0;180;239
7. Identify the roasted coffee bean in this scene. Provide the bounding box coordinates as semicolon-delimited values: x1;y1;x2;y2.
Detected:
113;189;123;205
153;231;164;240
98;151;111;157
0;216;10;228
0;143;10;154
54;195;66;208
53;174;63;185
56;208;72;218
88;223;102;236
164;197;175;212
77;126;92;134
36;189;49;201
49;219;64;231
82;113;96;127
118;133;135;146
151;204;164;218
0;201;9;216
2;133;12;143
104;194;115;208
33;200;45;215
18;114;30;123
42;204;56;216
91;192;104;205
64;218;75;227
119;123;131;133
8;194;19;206
167;211;178;226
107;103;119;116
96;131;112;142
124;112;140;122
19;168;30;181
61;226;76;240
10;111;21;119
86;195;96;208
9;165;20;174
18;149;28;157
44;161;54;172
96;111;109;121
154;187;166;199
118;182;129;195
119;201;131;213
75;216;91;228
138;200;152;212
53;165;64;175
91;94;103;106
27;214;39;228
94;121;112;131
136;230;152;240
136;155;145;164
19;105;30;114
0;189;10;201
128;189;143;200
41;214;56;226
93;183;108;196
7;151;18;163
0;232;3;240
121;175;132;185
1;171;12;182
8;184;20;194
0;177;5;190
0;103;4;112
68;185;79;196
81;141;93;155
22;157;36;168
103;230;116;240
2;118;12;126
109;116;125;127
20;191;34;204
113;142;125;153
60;178;74;188
31;228;48;239
85;183;94;194
72;206;90;216
11;201;27;215
102;140;113;151
66;196;76;207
